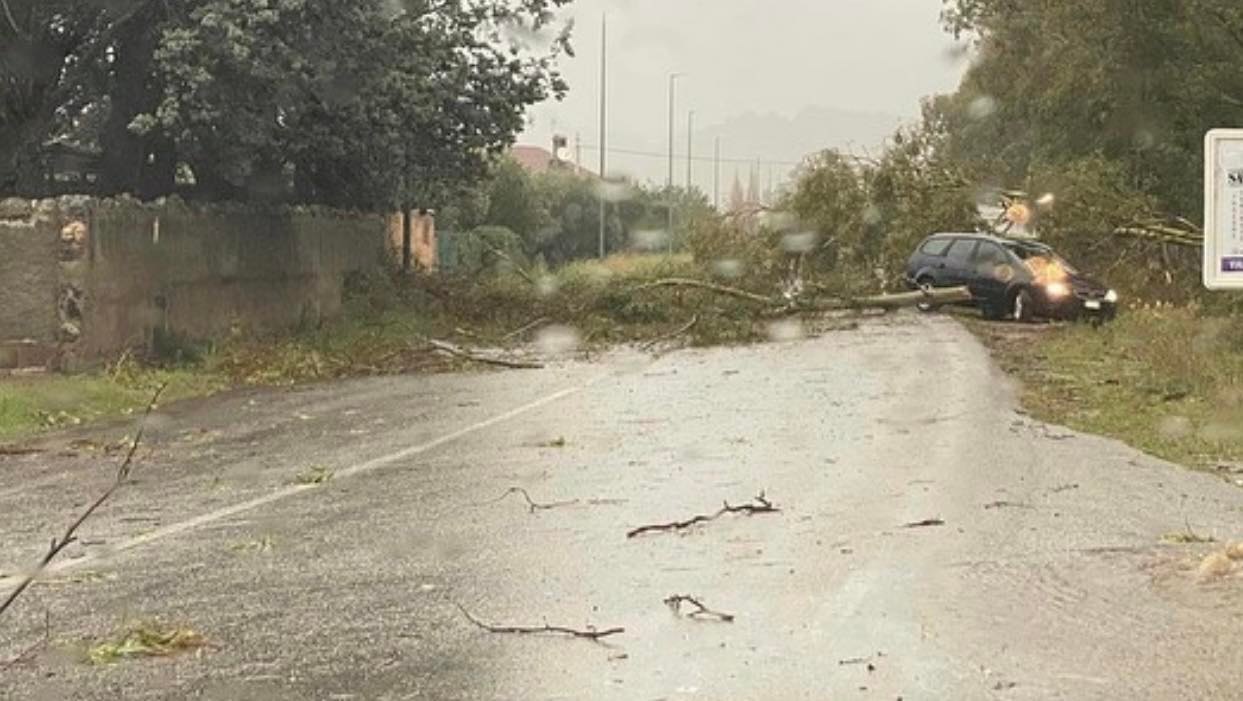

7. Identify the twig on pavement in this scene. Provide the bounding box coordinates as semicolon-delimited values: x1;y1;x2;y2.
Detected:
664;595;735;622
627;492;780;538
455;603;624;642
901;518;945;529
0;384;166;621
483;487;579;513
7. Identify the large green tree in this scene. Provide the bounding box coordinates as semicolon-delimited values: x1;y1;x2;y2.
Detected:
1;0;573;208
939;0;1243;219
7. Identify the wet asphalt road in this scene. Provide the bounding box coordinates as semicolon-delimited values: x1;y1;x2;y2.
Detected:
3;313;1243;700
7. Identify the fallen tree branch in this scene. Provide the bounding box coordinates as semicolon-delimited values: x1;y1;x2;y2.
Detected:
501;317;550;342
633;278;777;305
641;315;700;351
487;487;578;513
0;445;43;457
0;384;166;621
423;338;544;370
634;278;974;313
455;603;624;642
664;595;735;622
627;492;779;538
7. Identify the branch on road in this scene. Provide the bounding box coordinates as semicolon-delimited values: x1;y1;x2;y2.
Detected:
455;603;624;642
483;486;578;513
420;338;544;370
641;315;700;351
901;518;945;529
664;595;735;622
626;492;780;538
0;384;166;621
633;278;973;313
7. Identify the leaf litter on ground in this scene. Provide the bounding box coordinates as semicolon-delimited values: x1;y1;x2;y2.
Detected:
86;622;207;664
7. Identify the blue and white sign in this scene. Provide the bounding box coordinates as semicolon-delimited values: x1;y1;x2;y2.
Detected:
1205;129;1243;289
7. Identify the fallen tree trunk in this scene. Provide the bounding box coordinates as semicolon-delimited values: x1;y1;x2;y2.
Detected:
806;286;973;311
634;278;973;312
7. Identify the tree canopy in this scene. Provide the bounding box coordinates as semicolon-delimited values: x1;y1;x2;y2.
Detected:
0;0;573;209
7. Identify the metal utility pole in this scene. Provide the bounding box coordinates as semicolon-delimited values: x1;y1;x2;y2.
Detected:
713;137;721;210
666;72;682;250
597;14;607;258
686;110;695;191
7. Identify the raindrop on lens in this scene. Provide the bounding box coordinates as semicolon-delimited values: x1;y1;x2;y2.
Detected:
536;325;581;354
761;210;798;231
536;275;558;297
596;179;633;203
766;319;805;342
782;232;817;253
967;95;998;120
631;229;668;251
711;259;744;279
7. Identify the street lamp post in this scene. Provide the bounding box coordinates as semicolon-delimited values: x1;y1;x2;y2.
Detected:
666;73;682;251
687;110;695;191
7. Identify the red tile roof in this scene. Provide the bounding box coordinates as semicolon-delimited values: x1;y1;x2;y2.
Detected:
508;145;595;178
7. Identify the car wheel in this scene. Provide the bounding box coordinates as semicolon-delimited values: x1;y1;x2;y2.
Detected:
915;278;937;313
1013;288;1035;323
981;302;1005;320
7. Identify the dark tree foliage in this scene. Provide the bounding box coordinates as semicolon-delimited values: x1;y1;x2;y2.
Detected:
0;0;573;209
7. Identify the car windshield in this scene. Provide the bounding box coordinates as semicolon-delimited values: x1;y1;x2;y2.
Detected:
4;2;1242;699
1004;244;1080;277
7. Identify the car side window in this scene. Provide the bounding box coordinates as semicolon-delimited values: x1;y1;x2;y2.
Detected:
920;238;952;256
945;239;977;265
975;242;1008;265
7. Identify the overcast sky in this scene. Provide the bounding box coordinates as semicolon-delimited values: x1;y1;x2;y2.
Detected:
519;0;968;193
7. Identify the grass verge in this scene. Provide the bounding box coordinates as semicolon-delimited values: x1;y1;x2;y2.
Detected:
0;254;810;444
968;306;1243;472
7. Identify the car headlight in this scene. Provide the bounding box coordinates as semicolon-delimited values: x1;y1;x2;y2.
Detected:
1104;289;1118;303
1044;281;1071;298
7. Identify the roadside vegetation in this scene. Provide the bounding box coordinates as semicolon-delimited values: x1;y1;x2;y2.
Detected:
971;307;1243;472
0;253;828;444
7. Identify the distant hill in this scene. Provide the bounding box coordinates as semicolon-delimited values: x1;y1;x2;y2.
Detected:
698;105;907;170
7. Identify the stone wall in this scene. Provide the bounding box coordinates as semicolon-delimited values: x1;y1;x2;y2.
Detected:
0;196;389;370
384;209;438;271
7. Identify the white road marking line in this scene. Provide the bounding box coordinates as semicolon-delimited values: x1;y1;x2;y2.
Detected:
0;373;608;589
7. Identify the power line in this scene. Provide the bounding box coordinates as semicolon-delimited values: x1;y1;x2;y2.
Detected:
578;143;802;168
